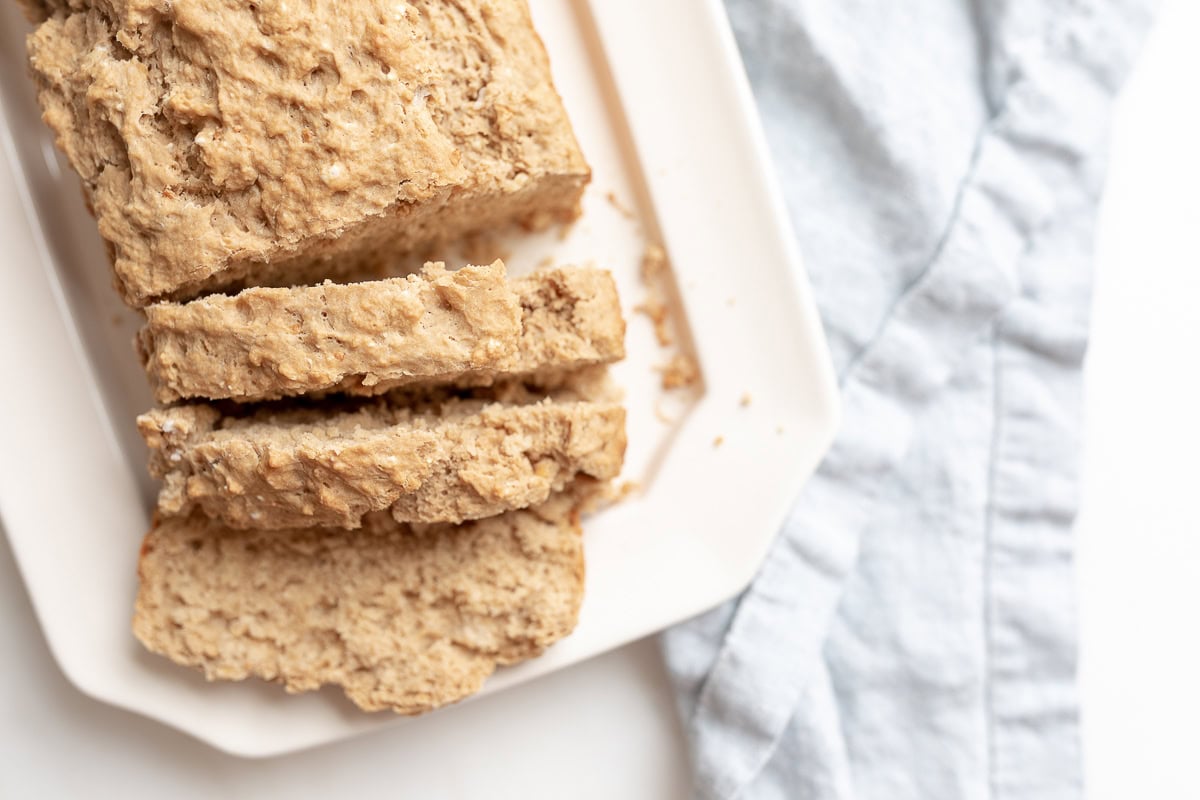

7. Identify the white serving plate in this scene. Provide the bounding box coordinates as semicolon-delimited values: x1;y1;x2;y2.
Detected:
0;0;838;757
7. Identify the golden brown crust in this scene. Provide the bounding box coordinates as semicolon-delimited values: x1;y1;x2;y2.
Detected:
138;396;627;529
133;489;591;715
26;0;589;306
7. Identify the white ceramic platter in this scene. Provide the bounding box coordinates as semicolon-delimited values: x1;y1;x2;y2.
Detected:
0;0;838;757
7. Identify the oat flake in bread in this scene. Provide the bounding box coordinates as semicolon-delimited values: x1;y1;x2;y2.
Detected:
25;0;590;306
133;487;592;714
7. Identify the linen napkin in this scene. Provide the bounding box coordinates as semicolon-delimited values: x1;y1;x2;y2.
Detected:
662;1;1155;797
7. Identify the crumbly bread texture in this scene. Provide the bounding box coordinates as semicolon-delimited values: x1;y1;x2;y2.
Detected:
133;489;589;714
504;265;626;388
137;261;519;404
138;263;626;403
26;0;589;306
138;394;626;529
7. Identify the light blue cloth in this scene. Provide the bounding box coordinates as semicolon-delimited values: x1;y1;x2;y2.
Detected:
662;2;1155;798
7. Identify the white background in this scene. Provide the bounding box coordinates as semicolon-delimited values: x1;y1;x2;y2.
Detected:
1;0;1196;796
1076;0;1200;796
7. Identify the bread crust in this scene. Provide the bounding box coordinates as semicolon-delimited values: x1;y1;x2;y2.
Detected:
26;0;589;306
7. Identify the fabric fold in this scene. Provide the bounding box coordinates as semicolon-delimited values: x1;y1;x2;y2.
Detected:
663;1;1156;797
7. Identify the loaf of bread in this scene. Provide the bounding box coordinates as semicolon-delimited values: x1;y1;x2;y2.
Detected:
19;0;626;718
138;263;626;403
25;0;589;306
133;488;590;714
138;394;626;529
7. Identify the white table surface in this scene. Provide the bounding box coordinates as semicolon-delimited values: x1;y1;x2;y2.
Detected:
2;1;1196;797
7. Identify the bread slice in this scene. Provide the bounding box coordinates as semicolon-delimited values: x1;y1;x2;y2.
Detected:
133;488;590;715
138;392;626;529
26;0;589;306
137;261;519;404
138;264;626;404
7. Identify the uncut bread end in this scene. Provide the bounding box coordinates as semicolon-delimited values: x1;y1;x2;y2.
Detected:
26;0;588;307
137;261;521;404
133;489;590;715
138;396;627;529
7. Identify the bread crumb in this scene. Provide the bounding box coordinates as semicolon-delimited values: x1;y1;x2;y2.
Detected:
605;191;635;220
740;393;752;408
634;298;672;347
654;401;675;425
659;353;700;391
713;436;724;448
777;425;785;435
635;242;674;346
638;243;701;392
641;243;668;281
727;297;736;307
536;255;555;270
